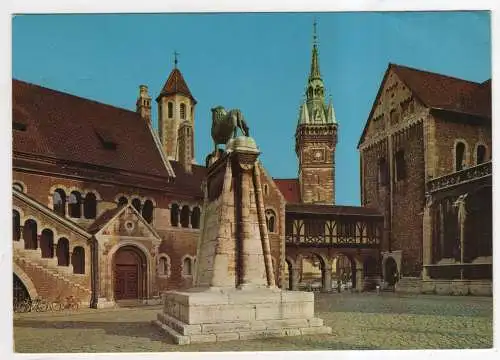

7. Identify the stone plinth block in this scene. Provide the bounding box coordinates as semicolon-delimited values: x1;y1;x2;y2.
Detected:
153;287;332;344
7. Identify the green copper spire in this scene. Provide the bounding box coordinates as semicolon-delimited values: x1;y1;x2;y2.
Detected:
309;18;321;80
297;19;336;125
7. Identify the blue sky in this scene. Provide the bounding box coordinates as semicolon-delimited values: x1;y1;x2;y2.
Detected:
12;12;491;205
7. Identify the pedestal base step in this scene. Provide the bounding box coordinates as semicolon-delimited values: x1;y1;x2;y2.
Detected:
152;312;331;345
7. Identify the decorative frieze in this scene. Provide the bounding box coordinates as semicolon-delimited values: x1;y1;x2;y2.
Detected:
427;161;492;193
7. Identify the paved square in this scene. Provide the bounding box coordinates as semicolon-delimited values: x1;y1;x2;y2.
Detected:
13;292;493;352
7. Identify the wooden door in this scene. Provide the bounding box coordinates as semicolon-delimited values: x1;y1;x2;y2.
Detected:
114;264;139;299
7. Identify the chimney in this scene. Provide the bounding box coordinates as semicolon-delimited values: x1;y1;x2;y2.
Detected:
136;84;152;124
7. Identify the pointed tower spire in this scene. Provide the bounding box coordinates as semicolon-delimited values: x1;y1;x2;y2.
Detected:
309;18;321;80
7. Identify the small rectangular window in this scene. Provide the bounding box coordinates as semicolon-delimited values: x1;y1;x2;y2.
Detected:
395;150;407;181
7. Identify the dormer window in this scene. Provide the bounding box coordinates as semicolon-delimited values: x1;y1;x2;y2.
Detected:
94;128;117;150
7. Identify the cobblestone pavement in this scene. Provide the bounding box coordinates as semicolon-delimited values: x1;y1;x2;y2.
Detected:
13;292;493;352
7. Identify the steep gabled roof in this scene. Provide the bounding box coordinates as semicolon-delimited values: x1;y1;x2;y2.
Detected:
274;178;300;203
157;68;197;103
358;63;492;147
12;79;175;179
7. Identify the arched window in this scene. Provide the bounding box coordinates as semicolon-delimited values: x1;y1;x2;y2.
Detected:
40;229;54;258
191;206;201;229
170;203;179;227
117;196;128;207
53;189;66;216
265;209;276;233
13;210;20;241
378;158;388;186
180;103;186;120
168;102;173;118
395;150;406;181
180;205;190;228
13;182;24;192
69;191;82;218
56;238;70;266
84;192;97;219
182;257;193;276
131;198;142;213
23;219;37;250
158;255;170;277
455;142;466;171
142;200;154;224
476;145;486;165
72;246;85;274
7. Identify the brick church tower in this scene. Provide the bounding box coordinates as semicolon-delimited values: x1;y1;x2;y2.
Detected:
156;54;197;163
295;21;338;204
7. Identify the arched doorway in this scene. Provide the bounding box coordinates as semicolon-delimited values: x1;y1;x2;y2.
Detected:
332;253;356;291
384;257;398;286
13;274;30;304
113;246;147;300
300;253;326;291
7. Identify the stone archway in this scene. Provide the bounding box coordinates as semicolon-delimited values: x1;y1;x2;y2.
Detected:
113;245;147;300
13;264;38;301
331;253;357;291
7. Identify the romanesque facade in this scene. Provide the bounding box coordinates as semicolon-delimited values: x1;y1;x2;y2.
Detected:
12;66;285;308
358;64;492;295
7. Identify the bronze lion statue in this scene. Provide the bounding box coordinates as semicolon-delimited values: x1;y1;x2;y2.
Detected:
211;106;250;153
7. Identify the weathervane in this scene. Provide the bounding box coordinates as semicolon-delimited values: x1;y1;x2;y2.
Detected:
174;51;180;68
313;18;318;46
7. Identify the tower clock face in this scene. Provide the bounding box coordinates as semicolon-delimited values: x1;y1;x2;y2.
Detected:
307;148;325;163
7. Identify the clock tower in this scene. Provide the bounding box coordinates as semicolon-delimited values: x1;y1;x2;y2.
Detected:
295;20;338;204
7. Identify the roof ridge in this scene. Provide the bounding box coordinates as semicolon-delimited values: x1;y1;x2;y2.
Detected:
389;63;484;86
13;78;141;116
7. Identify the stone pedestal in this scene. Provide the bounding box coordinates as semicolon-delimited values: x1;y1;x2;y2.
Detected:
154;136;331;344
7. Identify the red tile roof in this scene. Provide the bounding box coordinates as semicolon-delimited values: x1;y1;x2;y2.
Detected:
157;68;196;103
391;64;491;118
286;203;383;217
274;178;300;203
359;63;491;147
169;161;207;198
13;79;173;179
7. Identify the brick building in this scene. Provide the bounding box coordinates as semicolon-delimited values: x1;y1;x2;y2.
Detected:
12;64;286;308
358;64;492;295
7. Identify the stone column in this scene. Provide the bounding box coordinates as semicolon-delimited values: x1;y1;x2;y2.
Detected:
176;211;181;228
454;194;468;280
188;209;193;229
290;268;300;291
322;265;332;292
356;267;364;292
422;194;433;280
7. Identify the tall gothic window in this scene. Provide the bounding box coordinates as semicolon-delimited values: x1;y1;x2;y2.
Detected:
167;102;173;118
180;103;186;119
455;142;466;171
476;145;486;165
378;158;388;186
395;150;407;181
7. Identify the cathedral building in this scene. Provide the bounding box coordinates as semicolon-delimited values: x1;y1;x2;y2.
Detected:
358;64;492;295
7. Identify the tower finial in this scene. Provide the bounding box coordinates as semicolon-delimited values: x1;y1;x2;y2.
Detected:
313;17;318;46
174;50;180;68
